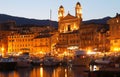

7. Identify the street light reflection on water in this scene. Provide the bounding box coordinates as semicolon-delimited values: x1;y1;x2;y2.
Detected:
40;67;43;77
0;66;88;77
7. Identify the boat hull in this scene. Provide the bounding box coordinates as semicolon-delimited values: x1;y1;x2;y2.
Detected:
0;62;17;70
17;61;32;68
72;56;91;67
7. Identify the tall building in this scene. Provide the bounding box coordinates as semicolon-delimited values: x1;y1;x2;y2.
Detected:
108;13;120;52
58;2;82;33
80;23;109;52
0;21;17;56
56;2;82;53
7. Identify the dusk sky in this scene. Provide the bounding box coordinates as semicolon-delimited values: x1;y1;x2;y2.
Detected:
0;0;120;21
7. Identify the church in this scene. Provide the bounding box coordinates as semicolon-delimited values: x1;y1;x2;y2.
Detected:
56;2;82;53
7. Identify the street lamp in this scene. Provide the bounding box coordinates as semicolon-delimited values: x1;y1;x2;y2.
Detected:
1;47;5;57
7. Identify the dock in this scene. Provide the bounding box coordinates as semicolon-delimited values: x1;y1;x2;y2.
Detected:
85;67;120;77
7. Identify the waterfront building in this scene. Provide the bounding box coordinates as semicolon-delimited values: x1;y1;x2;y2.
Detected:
57;2;110;53
33;33;52;54
107;13;120;52
56;2;82;53
0;2;119;57
80;23;109;52
0;21;17;56
7;32;35;53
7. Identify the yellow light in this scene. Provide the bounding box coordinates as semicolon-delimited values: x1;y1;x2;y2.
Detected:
1;47;5;57
40;51;43;54
87;49;96;55
64;51;67;55
40;67;43;77
55;51;58;54
67;46;78;50
87;50;91;55
18;52;22;54
1;47;4;51
113;47;119;52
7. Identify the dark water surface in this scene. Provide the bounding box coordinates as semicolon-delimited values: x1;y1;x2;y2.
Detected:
0;66;88;77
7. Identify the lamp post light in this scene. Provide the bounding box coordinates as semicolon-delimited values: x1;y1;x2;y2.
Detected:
1;47;5;57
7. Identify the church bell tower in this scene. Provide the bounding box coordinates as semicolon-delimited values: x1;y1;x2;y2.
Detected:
58;5;65;21
75;2;82;20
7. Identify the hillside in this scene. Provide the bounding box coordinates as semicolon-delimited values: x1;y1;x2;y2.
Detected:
0;14;58;28
0;14;111;28
83;17;111;24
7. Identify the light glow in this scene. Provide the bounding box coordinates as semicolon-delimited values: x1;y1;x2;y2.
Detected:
40;67;43;77
67;46;78;50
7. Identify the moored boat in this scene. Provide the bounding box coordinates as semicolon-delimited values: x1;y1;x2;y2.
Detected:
31;57;43;66
16;52;32;68
16;58;32;68
95;59;111;65
71;50;91;67
72;55;91;67
43;55;60;67
0;57;17;70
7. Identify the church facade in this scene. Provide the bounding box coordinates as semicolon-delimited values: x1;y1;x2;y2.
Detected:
56;2;82;53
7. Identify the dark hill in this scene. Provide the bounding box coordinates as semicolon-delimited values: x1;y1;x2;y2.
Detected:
0;14;58;28
0;14;111;28
83;17;111;24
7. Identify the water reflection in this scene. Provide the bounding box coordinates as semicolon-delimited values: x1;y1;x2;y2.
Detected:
0;66;88;77
40;67;43;77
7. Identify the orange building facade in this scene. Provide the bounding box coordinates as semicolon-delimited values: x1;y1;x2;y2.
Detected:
1;2;120;57
7;33;35;53
108;13;120;52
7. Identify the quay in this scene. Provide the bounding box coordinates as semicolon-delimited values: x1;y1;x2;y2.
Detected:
85;67;120;77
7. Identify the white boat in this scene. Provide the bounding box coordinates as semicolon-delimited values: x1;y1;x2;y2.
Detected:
95;59;110;64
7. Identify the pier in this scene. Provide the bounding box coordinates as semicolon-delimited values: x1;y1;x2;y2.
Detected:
85;67;120;77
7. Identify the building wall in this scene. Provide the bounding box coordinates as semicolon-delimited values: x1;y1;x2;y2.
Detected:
56;31;80;53
108;13;120;52
80;24;98;51
58;17;80;33
8;33;35;53
33;36;51;54
79;23;110;52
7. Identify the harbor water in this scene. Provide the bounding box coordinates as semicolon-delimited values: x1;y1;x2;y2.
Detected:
0;66;88;77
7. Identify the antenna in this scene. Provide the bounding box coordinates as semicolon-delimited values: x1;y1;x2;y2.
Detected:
49;9;52;53
49;9;52;27
50;9;52;21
